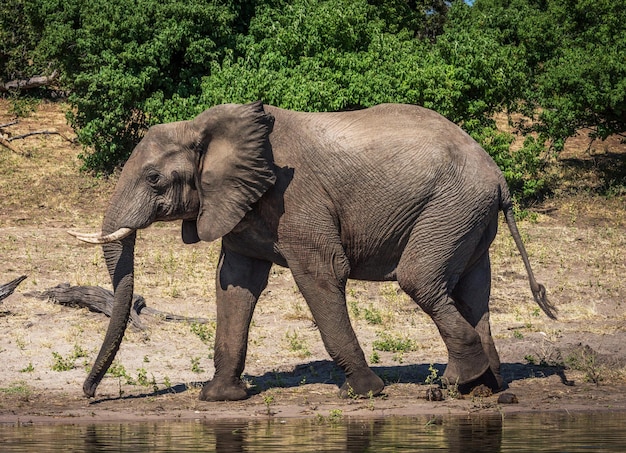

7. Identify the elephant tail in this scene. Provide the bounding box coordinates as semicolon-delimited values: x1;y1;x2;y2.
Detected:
500;187;558;320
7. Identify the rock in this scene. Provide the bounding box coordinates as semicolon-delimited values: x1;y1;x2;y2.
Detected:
497;392;519;404
469;384;493;398
426;387;444;401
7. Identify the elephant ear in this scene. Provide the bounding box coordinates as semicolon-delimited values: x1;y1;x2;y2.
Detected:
193;101;276;242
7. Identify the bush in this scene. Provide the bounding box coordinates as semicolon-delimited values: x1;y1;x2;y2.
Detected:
29;0;236;173
7;0;622;202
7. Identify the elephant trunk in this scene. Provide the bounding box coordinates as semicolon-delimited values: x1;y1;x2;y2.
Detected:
83;213;137;398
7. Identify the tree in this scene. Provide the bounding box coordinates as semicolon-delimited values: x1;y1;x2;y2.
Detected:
465;0;626;148
0;1;45;84
25;0;236;173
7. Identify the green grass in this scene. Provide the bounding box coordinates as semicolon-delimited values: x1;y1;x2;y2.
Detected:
0;381;32;399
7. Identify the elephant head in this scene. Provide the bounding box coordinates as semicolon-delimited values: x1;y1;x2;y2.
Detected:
70;102;276;397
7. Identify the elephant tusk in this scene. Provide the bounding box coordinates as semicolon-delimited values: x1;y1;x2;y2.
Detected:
68;227;135;244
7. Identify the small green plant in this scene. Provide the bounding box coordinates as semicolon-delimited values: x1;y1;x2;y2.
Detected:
285;329;311;358
566;347;603;385
150;375;159;393
443;378;460;400
287;301;313;321
0;381;32;400
367;390;376;411
133;368;158;392
328;409;343;424
363;306;383;325
525;354;537;365
372;332;418;353
107;362;129;378
191;357;204;374
370;351;380;364
135;368;149;386
345;383;359;400
263;393;275;415
8;96;40;118
317;408;344;425
348;298;360;318
51;351;76;371
72;344;89;359
425;363;440;387
20;362;35;373
190;322;215;344
14;336;27;351
51;343;91;372
380;283;402;305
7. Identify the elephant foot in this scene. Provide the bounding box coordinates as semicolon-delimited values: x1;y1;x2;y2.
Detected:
339;368;385;399
199;378;248;401
442;344;491;389
458;367;505;395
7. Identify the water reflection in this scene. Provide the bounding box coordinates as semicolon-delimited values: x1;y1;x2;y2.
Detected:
1;413;625;452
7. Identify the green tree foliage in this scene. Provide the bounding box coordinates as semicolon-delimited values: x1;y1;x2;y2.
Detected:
465;0;626;149
0;1;44;83
531;0;626;147
26;0;237;172
198;0;509;123
2;0;623;200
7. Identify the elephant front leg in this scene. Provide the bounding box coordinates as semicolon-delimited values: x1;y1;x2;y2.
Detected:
199;248;272;401
289;255;384;398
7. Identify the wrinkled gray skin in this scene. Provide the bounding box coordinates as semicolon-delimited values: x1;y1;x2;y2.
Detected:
81;102;556;401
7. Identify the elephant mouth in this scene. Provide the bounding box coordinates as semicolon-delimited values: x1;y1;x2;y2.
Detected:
68;227;135;244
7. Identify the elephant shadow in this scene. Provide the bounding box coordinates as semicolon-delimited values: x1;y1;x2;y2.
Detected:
246;360;574;395
89;360;572;404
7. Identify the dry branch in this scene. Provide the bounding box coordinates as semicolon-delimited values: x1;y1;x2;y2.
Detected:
0;276;27;302
7;130;73;143
25;283;211;330
1;119;75;154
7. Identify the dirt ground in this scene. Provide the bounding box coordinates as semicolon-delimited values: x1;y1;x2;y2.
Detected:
0;99;625;425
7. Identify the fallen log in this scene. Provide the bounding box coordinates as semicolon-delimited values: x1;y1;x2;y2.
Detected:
0;70;59;92
0;275;27;302
25;283;211;330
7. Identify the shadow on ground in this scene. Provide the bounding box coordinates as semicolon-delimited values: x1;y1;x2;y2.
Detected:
90;360;575;404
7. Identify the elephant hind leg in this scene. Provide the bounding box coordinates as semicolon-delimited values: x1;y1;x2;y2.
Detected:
397;272;491;388
395;209;494;389
452;251;504;392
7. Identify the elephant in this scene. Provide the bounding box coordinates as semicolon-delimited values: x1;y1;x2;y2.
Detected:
70;101;556;401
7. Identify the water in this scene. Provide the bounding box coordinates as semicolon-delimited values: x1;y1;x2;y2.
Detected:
1;412;625;452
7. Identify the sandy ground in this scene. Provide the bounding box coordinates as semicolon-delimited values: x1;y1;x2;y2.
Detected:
0;100;625;425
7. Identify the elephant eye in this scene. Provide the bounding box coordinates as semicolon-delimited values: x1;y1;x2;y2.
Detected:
146;172;162;186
